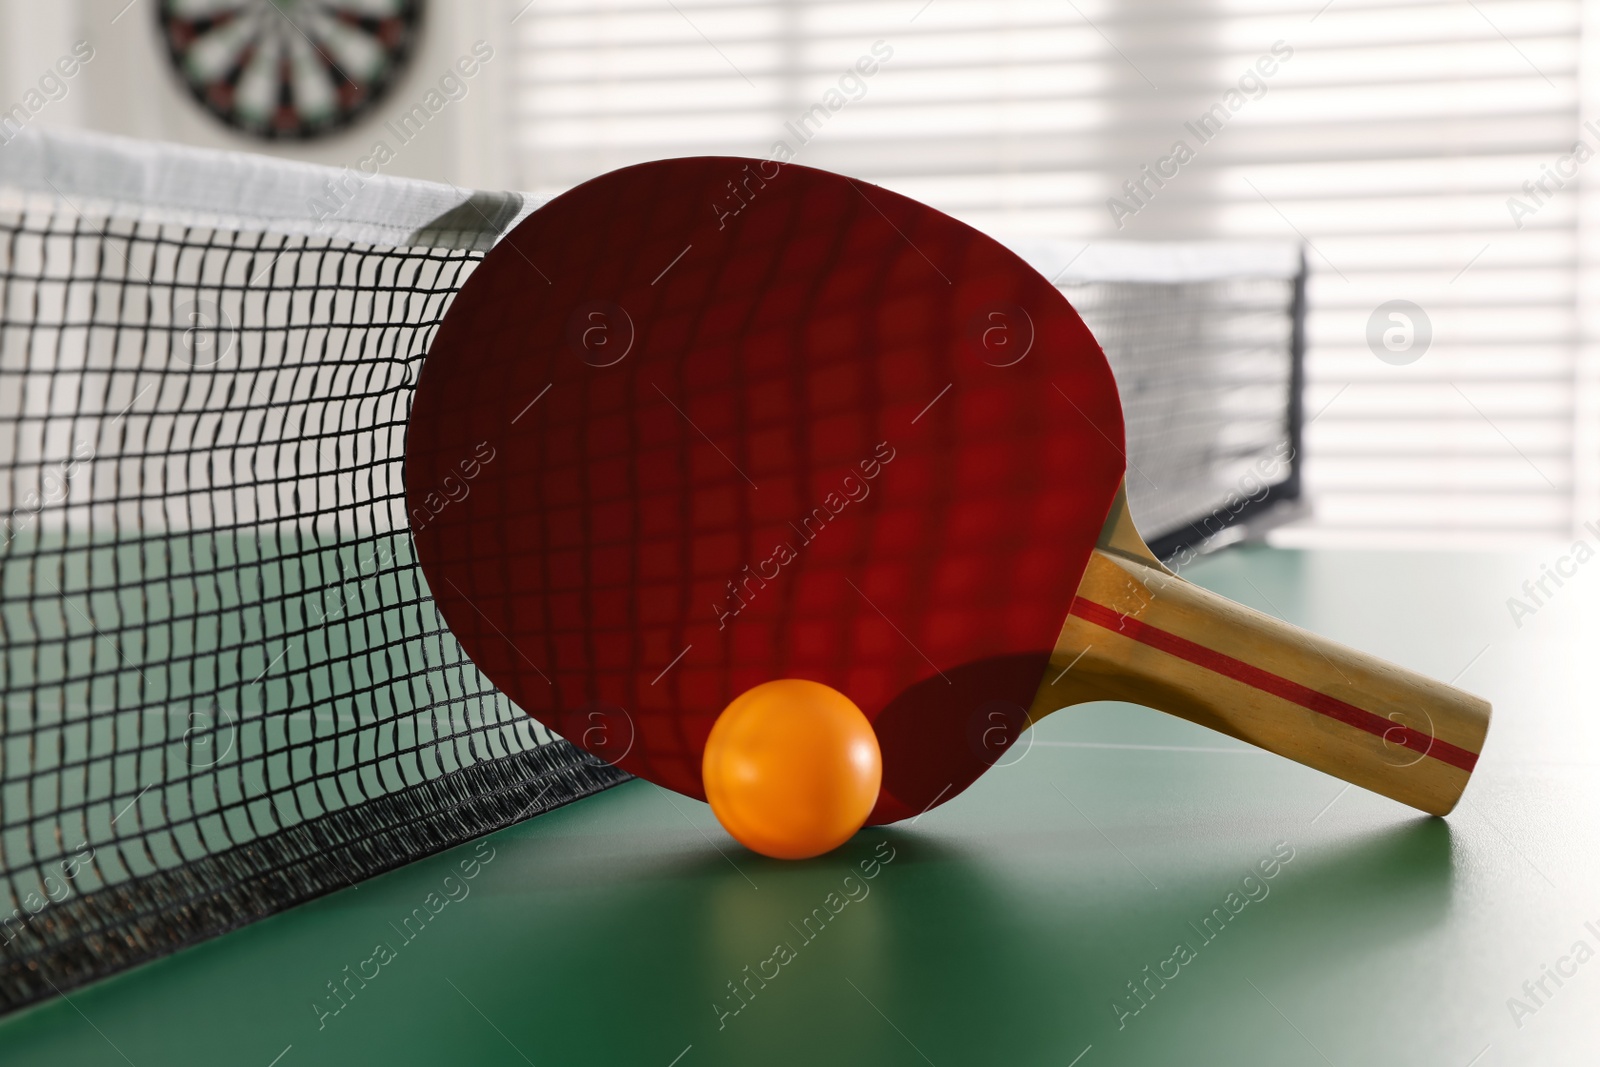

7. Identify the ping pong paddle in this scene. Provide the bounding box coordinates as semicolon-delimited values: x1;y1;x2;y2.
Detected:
406;156;1490;824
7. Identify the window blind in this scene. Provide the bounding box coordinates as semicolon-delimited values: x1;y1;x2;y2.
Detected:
506;0;1587;548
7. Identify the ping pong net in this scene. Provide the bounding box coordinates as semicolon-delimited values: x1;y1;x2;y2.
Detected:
0;129;1304;1015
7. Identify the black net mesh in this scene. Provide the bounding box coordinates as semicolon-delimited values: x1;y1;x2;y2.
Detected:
0;199;629;1016
0;143;1302;1018
1066;274;1303;554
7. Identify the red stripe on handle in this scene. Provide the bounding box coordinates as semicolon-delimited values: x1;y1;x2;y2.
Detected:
1068;597;1478;774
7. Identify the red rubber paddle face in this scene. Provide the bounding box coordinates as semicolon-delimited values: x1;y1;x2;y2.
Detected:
406;158;1124;824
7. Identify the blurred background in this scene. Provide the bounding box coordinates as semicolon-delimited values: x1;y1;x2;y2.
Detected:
0;0;1589;552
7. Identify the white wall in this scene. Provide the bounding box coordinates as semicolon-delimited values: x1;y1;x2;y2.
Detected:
6;0;1591;551
0;0;513;190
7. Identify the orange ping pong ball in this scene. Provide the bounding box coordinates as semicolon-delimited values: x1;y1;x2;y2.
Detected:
702;679;883;860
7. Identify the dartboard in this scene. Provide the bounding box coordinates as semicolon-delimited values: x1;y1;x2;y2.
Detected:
160;0;423;141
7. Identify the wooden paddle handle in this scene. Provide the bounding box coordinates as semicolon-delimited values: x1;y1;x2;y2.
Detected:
1032;549;1491;816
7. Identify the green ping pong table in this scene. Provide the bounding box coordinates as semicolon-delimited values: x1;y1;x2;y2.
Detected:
0;545;1591;1066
